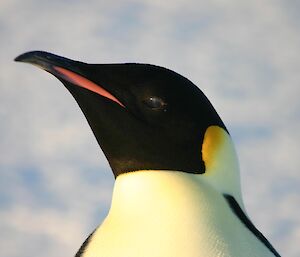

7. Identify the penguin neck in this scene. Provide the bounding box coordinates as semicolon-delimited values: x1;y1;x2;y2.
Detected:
109;171;203;218
107;170;240;222
106;127;245;221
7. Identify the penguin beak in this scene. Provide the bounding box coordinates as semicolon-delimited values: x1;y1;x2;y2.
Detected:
15;51;138;176
14;51;125;108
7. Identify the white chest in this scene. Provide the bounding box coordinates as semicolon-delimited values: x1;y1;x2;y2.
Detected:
81;171;274;257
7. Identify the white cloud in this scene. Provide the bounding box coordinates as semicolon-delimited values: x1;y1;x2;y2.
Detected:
1;0;299;256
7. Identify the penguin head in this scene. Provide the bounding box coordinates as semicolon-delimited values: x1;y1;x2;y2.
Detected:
15;51;241;199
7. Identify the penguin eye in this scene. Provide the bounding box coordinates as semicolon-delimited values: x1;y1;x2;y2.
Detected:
143;97;167;111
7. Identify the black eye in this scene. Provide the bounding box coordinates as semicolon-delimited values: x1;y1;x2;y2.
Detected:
143;97;167;111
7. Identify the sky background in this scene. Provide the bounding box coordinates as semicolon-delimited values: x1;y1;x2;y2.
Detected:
1;0;300;256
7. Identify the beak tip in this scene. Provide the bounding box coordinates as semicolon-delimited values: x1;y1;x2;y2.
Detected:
14;51;49;63
14;54;25;62
14;51;36;63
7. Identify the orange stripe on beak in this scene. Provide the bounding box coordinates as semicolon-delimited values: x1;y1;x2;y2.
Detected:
54;66;125;108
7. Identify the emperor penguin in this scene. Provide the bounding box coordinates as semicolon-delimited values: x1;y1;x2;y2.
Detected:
15;51;281;257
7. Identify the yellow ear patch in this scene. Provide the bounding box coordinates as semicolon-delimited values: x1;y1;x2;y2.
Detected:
200;126;243;206
202;126;225;171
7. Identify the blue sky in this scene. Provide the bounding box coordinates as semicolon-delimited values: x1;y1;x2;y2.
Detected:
1;1;300;256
